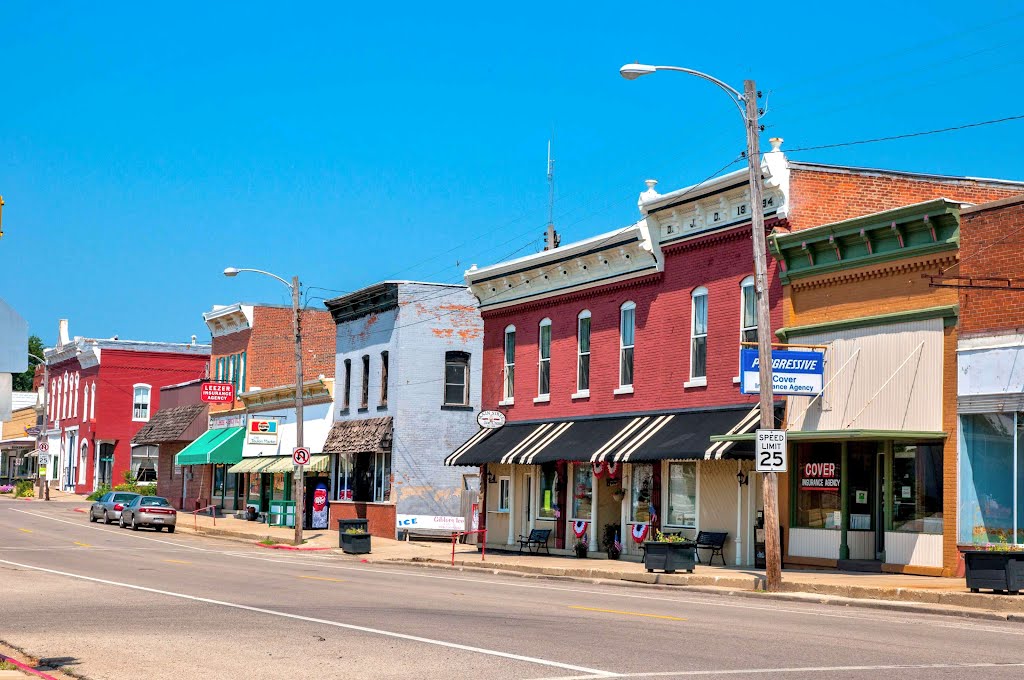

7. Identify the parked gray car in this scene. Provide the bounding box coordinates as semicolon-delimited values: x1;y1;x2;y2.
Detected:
119;495;177;532
89;492;141;525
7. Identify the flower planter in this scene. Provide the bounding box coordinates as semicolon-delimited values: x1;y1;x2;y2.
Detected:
341;532;371;555
643;541;696;574
574;544;588;558
964;551;1024;594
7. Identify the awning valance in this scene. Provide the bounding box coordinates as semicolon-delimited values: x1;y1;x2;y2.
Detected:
227;454;330;474
175;427;245;466
710;428;947;443
445;405;774;467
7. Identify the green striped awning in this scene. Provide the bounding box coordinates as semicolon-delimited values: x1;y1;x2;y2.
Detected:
175;427;245;466
228;454;331;474
227;457;275;474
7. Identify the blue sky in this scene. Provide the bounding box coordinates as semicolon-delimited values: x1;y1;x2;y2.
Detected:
3;1;1024;345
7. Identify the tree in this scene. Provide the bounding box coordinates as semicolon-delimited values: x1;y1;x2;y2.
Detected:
13;335;44;392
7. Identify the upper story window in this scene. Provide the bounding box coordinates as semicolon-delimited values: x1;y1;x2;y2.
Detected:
132;384;152;422
740;276;757;344
82;381;89;422
444;351;470;406
380;351;389;407
215;352;247;395
690;287;709;381
343;359;352;411
360;354;370;409
61;375;68;420
49;379;56;420
537;318;552;398
90;382;96;420
502;325;516;403
577;310;591;394
73;373;80;418
619;302;636;389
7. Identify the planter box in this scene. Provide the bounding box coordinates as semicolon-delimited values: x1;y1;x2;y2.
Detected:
341;533;371;555
643;542;696;574
964;551;1024;594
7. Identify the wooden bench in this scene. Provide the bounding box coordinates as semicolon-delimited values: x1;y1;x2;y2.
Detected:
517;528;552;554
695;531;728;565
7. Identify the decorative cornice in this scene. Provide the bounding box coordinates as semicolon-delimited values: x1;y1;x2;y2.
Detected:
776;304;959;342
204;304;255;338
789;254;957;292
480;271;663;319
240;378;334;409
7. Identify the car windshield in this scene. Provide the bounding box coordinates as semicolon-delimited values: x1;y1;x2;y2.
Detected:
113;494;138;502
140;497;170;507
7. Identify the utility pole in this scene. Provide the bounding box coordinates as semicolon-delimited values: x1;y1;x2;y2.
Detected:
28;354;49;500
292;275;305;546
744;79;781;592
544;140;559;251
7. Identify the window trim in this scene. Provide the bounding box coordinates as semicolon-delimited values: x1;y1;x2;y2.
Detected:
736;276;756;383
687;286;709;386
131;383;152;422
501;325;516;406
90;383;96;420
342;359;352;411
662;460;699;530
379;351;389;407
444;351;471;407
619;302;636;390
576;310;591;397
497;476;511;512
537;318;552;399
360;354;370;410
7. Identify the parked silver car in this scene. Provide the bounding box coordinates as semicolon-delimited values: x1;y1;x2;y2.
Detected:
119;495;177;532
89;492;141;525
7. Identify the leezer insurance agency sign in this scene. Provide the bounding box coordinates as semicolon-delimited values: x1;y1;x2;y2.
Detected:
740;349;824;396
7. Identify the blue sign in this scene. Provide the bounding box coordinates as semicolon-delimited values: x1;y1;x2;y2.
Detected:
740;349;824;396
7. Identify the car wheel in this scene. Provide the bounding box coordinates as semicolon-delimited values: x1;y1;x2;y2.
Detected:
104;511;112;525
167;526;175;534
120;515;126;528
131;516;139;531
89;509;98;523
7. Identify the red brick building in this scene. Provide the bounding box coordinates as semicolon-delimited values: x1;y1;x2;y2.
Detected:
40;320;209;494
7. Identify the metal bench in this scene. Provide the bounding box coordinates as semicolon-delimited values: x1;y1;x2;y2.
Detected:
517;528;552;554
695;530;728;565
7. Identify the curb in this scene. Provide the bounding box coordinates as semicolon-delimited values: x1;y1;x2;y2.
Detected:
0;654;60;680
255;542;332;552
381;557;1024;623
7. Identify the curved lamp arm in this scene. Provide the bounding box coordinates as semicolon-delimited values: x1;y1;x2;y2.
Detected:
619;63;746;120
223;267;294;291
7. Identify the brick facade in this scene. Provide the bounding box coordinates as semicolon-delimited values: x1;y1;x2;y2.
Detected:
787;166;1024;233
958;195;1024;337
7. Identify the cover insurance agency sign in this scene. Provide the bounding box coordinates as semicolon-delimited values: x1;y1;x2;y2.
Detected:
740;349;824;396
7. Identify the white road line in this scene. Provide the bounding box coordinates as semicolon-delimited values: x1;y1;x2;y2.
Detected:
0;558;614;677
534;661;1024;679
10;506;1024;638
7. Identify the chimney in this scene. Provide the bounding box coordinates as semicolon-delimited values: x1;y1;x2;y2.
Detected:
58;319;70;347
769;137;784;152
191;334;197;346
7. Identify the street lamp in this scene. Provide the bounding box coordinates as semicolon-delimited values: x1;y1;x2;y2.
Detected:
620;62;781;592
27;352;49;500
224;267;306;546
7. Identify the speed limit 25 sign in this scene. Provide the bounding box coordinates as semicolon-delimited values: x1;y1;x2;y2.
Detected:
755;429;787;473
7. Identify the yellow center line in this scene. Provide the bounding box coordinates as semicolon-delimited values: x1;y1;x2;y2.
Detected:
298;575;346;583
18;528;32;533
569;606;686;621
74;542;91;548
163;559;191;565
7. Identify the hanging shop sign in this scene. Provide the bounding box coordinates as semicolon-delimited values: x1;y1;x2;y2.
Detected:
246;417;279;445
740;349;825;396
201;381;236;404
477;410;506;429
800;461;839;492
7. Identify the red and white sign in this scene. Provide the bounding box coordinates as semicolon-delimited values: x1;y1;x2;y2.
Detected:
292;447;311;466
477;410;506;429
312;487;328;513
38;441;49;452
201;382;236;404
800;461;839;492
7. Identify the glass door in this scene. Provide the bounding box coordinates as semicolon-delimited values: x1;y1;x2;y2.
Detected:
875;451;886;560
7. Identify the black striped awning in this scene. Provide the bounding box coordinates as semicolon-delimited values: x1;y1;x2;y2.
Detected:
445;405;773;467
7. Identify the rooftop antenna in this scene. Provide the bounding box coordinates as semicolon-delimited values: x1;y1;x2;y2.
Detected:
544;137;560;250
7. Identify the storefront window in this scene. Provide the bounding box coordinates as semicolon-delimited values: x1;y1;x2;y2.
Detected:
372;452;391;503
572;464;593;519
666;463;696;528
248;473;260;500
214;464;225;496
272;473;286;500
960;413;1016;544
537;463;558;519
335;455;353;501
892;444;943;534
630;463;653;523
794;443;841;529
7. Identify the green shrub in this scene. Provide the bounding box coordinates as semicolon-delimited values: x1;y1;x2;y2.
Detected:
14;480;35;498
86;484;111;501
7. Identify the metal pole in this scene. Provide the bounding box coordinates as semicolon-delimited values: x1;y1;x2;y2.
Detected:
31;356;49;500
743;79;781;591
293;275;305;546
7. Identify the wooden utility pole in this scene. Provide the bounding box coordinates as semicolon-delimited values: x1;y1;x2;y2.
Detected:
743;79;781;592
293;275;305;546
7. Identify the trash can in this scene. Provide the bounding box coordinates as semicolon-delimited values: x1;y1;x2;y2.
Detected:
338;519;369;548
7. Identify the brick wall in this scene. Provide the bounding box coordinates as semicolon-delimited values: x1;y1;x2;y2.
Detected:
787;168;1023;233
958;196;1024;336
247;306;335;389
329;501;397;539
941;323;959;576
481;226;783;419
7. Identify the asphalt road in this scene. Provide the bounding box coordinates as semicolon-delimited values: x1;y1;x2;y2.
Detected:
3;498;1024;680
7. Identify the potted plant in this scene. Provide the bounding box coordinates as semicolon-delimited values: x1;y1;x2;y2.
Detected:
602;523;622;560
964;539;1024;594
341;527;372;555
573;539;588;558
611;488;625;503
643;530;696;574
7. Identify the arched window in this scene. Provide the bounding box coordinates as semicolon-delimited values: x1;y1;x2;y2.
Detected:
73;373;80;418
90;383;96;420
576;310;591;395
690;286;709;382
618;302;636;390
444;351;471;406
502;325;516;403
49;379;56;420
739;276;757;379
132;384;152;422
61;375;68;420
537;318;552;399
82;381;89;422
79;440;89;485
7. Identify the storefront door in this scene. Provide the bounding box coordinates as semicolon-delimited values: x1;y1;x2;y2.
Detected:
875;451;886;560
847;442;881;561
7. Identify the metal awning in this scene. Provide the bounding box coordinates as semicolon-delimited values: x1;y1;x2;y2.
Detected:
445;405;768;466
175;427;245;466
228;455;330;474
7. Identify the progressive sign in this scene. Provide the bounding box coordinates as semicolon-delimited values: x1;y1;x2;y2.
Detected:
740;349;824;396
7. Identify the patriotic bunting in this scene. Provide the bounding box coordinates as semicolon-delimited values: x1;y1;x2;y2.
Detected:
631;523;649;543
572;520;589;538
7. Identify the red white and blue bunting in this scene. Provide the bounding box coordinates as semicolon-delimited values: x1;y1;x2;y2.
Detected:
592;461;604;478
572;520;590;539
631;523;649;544
605;462;619;479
